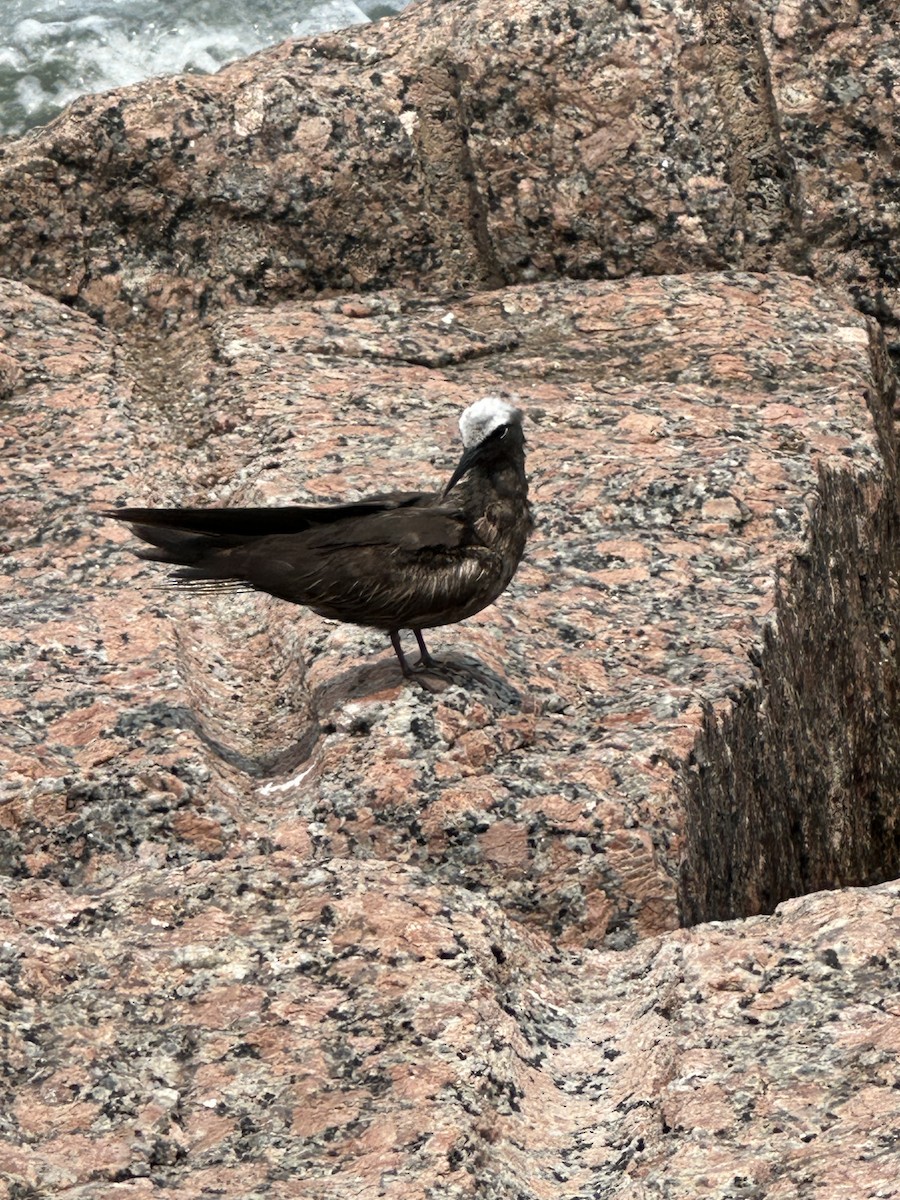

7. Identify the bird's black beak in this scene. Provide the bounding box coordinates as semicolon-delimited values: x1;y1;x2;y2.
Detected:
443;442;483;496
443;423;513;496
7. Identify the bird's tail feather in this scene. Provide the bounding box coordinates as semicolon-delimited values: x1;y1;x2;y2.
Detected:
105;509;276;570
143;576;255;594
130;527;227;567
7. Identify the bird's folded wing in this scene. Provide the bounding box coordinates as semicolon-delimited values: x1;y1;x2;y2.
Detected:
221;506;481;625
299;506;468;554
102;492;431;539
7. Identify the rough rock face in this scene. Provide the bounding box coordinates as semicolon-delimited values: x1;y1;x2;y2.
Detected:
2;0;900;1194
5;271;898;944
0;0;897;346
3;266;900;1191
5;864;900;1197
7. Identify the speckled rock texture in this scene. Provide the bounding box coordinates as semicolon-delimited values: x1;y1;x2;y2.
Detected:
3;267;900;1193
3;0;900;1193
0;0;897;350
4;864;900;1198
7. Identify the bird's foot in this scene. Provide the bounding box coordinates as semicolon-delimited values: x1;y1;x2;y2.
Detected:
391;630;451;691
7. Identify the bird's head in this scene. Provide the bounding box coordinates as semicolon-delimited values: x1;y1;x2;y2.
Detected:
458;396;524;449
444;397;526;495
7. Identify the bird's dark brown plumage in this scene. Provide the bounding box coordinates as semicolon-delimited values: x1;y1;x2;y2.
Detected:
104;397;532;676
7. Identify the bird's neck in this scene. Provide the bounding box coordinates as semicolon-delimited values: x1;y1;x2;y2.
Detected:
456;454;527;508
453;458;531;568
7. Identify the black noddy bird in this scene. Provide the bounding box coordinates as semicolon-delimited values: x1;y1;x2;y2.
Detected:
104;397;532;678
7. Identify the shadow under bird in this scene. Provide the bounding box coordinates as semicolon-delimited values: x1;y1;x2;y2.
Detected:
104;397;533;678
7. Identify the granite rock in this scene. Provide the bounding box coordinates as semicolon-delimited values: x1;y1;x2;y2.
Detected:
2;268;899;1192
3;832;899;1196
2;0;900;1192
0;0;896;347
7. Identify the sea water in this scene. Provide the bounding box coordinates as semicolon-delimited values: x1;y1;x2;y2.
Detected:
0;0;412;138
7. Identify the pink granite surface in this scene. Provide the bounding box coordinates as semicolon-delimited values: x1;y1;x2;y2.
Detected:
1;0;899;1192
0;0;895;340
2;268;899;1194
3;852;899;1196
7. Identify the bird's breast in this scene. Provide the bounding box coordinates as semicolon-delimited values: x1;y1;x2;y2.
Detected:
474;496;532;557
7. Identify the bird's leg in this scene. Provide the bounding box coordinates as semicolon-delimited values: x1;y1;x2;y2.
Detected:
391;629;447;691
389;629;415;676
413;629;439;669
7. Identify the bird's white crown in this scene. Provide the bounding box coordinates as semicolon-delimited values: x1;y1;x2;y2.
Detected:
459;396;522;449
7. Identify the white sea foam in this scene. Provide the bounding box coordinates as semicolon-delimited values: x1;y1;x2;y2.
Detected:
290;0;370;38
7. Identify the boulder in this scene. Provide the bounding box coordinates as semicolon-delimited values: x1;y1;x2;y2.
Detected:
1;0;899;1193
0;0;896;343
2;267;899;1192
